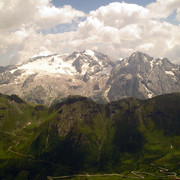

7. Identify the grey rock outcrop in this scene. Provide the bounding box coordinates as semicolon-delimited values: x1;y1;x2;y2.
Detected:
0;50;179;105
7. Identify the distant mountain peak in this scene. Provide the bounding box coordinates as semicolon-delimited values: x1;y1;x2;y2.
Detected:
129;51;153;62
83;49;95;56
0;50;179;105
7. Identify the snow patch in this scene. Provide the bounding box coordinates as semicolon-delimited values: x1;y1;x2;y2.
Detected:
150;58;156;69
148;93;153;98
137;73;143;80
172;68;179;71
18;55;77;75
156;60;162;66
143;56;147;62
132;53;136;57
84;50;95;57
165;71;174;76
104;85;111;100
141;82;154;98
76;53;80;59
10;69;17;74
123;58;129;66
81;63;89;74
150;61;153;69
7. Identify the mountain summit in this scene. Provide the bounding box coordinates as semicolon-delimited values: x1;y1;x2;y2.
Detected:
0;51;179;105
107;51;180;101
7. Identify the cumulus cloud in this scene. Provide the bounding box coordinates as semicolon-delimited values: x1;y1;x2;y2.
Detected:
69;2;180;62
36;5;85;30
0;0;37;31
147;0;180;20
0;0;85;65
0;0;180;65
0;0;85;31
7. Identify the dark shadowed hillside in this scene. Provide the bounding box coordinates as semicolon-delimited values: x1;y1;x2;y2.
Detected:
0;93;180;179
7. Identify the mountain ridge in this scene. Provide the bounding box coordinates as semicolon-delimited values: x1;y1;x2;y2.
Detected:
0;50;179;105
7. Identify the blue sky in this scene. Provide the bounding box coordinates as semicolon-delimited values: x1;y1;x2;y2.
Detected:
52;0;156;13
0;0;180;66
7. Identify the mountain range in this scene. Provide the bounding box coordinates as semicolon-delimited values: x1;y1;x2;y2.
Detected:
0;50;179;105
0;93;180;179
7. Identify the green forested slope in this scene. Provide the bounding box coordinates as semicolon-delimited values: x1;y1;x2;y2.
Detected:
0;93;180;179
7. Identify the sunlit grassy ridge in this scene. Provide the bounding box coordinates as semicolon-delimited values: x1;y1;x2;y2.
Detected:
0;93;180;179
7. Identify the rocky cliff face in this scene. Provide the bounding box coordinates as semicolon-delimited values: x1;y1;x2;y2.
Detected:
0;50;179;105
107;52;180;101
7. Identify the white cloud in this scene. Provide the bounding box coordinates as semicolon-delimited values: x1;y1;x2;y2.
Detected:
119;24;142;41
0;0;180;65
139;43;154;51
0;0;85;65
90;2;149;28
176;8;180;21
0;0;85;31
147;0;180;20
36;5;85;30
70;1;180;63
0;0;36;31
66;2;180;63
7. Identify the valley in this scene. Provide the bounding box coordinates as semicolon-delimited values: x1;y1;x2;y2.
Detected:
0;93;180;179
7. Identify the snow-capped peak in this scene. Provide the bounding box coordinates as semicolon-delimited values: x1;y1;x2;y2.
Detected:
83;50;95;57
0;50;179;106
11;50;113;78
17;54;76;76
